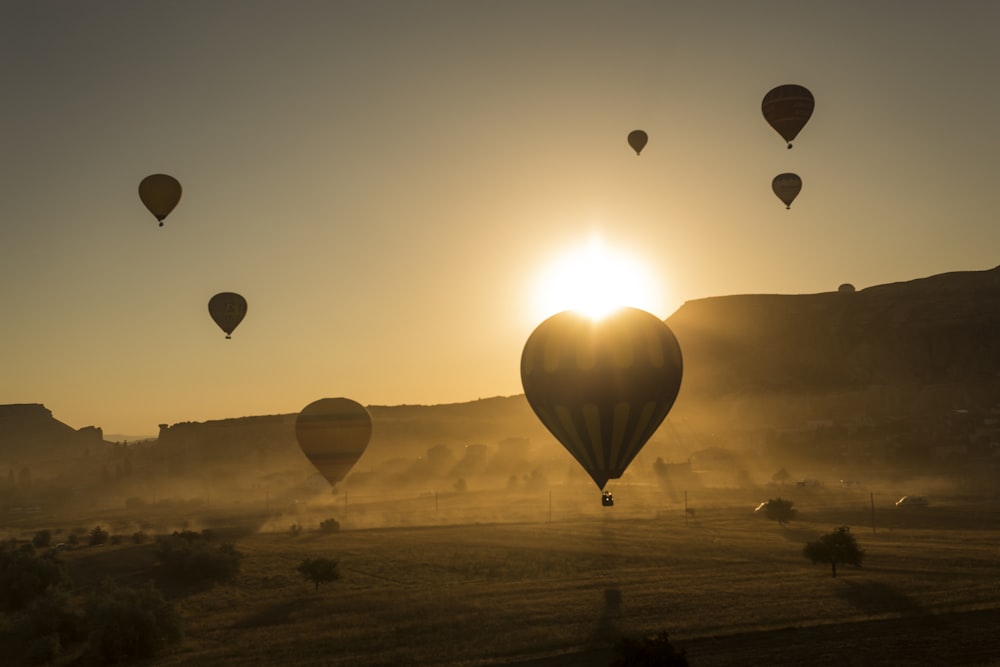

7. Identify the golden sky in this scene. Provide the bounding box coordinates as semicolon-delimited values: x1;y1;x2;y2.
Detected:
2;1;999;435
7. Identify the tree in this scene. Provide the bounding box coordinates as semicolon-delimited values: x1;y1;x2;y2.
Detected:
764;497;797;526
32;530;52;548
85;579;181;663
803;525;864;578
89;526;109;546
0;545;69;611
297;557;341;592
155;532;242;584
611;631;689;666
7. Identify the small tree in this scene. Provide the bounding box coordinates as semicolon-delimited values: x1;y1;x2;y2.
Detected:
764;497;797;526
89;526;109;546
0;547;69;611
297;557;341;592
803;525;864;578
611;631;689;666
32;530;52;548
319;518;340;533
85;579;182;662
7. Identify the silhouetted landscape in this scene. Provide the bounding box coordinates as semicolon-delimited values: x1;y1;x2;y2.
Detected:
3;268;1000;665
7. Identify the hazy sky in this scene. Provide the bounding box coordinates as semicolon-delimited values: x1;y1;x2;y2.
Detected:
2;1;999;435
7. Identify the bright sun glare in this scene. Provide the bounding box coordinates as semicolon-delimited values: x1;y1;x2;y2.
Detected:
533;236;662;322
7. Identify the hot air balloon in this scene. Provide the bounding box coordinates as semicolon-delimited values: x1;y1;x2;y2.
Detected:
761;84;814;148
627;130;648;155
138;174;182;226
208;292;247;339
772;173;802;209
295;398;372;488
520;307;683;496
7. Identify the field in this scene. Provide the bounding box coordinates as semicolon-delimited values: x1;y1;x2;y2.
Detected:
5;484;1000;666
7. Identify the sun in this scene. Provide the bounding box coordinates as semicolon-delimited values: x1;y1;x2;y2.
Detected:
531;236;662;322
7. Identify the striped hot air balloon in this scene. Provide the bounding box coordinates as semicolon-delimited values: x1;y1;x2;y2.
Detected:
295;398;372;489
761;84;814;149
520;307;683;493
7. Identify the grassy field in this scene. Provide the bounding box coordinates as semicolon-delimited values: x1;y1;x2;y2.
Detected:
5;485;1000;666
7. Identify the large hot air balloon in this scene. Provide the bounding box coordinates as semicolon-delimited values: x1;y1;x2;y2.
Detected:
761;84;814;148
520;307;683;493
627;130;648;156
208;292;247;339
772;173;802;209
138;174;182;226
295;398;372;488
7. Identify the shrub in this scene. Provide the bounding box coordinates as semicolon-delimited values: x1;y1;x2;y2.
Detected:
25;632;61;665
132;531;148;544
85;579;181;663
319;518;340;533
0;547;69;611
155;534;242;584
32;530;52;548
14;586;86;663
89;526;109;546
764;497;798;525
611;631;689;666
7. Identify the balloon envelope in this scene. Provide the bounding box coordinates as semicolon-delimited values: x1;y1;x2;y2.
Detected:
138;174;182;225
208;292;247;338
520;307;683;490
761;84;814;148
295;398;372;488
627;130;648;155
772;173;802;209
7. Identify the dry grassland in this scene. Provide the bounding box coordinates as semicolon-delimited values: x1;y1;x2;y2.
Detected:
12;487;1000;666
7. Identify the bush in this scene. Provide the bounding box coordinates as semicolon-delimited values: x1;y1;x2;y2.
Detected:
132;530;148;544
25;632;61;665
155;534;242;584
764;497;797;525
85;579;181;663
13;586;86;663
319;518;340;533
32;530;52;548
611;631;689;666
0;547;69;611
89;526;109;546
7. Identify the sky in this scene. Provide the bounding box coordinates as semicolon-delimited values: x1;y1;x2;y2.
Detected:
2;1;999;436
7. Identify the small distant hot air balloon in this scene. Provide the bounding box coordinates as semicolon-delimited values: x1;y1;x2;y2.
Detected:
772;173;802;209
138;174;182;226
627;130;648;155
295;398;372;489
838;283;856;294
520;307;683;497
208;292;247;339
761;84;814;148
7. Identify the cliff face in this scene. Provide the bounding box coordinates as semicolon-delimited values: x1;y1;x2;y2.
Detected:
665;266;1000;428
0;403;105;463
